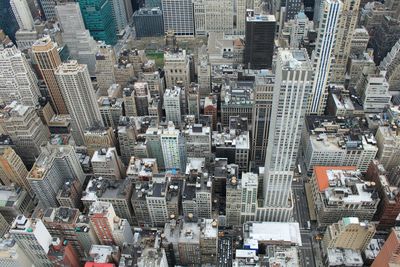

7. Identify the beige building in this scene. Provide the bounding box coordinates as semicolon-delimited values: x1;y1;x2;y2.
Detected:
323;217;375;251
164;50;190;88
32;36;68;114
95;44;116;96
91;147;125;180
375;126;400;172
84;126;116;157
0;147;30;191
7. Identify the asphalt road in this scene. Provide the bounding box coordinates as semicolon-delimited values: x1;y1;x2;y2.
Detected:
217;237;233;267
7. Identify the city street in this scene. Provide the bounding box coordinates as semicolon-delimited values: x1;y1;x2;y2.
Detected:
217;237;233;267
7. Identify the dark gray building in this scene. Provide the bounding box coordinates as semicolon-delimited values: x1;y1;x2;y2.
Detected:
133;7;164;38
244;14;276;69
285;0;302;21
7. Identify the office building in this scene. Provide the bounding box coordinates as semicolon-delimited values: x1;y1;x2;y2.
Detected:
261;49;312;222
244;14;276;69
9;216;53;266
348;52;375;88
182;158;212;220
164;87;182;125
162;0;194;36
112;217;134;247
32;37;68;114
88;201;117;245
82;177;135;225
164;50;191;88
0;45;40;107
380;38;400;92
0;237;31;266
47;237;81;267
74;215;100;256
10;0;34;30
160;122;186;171
0;1;19;43
370;16;400;65
27;145;85;207
126;157;158;182
372;227;400;267
330;0;360;83
0;147;30;192
55;61;103;145
375;126;400;172
311;166;380;226
204;95;217;130
308;0;342;115
303;116;378;173
117;118;139;165
95;44;116;96
183;124;211;161
55;2;97;75
356;69;391;113
288;10;314;49
365;160;400;230
0;103;49;167
133;8;164;37
79;0;117;45
186;85;200;119
145;127;165;171
285;0;302;20
98;97;124;128
350;27;370;55
84;126;117;157
56;179;83;209
193;0;234;35
200;219;218;264
251;73;274;166
0;185;34;224
323;217;375;251
91;147;125;180
240;172;258;223
225;176;241;226
110;0;128;33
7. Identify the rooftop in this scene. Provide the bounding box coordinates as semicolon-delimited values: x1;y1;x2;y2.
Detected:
82;177;131;202
213;129;250;150
326;248;363;266
89;245;119;263
243;222;302;246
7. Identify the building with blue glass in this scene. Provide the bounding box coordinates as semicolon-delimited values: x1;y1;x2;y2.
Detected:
79;0;117;45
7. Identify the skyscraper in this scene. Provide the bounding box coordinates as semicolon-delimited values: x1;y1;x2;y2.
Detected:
308;0;342;115
330;0;360;84
32;36;68;114
161;122;186;171
0;147;30;192
55;61;103;145
244;14;276;69
0;45;41;107
10;0;34;30
55;2;98;76
0;1;19;42
285;0;302;20
110;0;128;32
79;0;118;45
164;87;182;125
162;0;194;36
95;44;116;96
0;102;49;167
262;49;312;221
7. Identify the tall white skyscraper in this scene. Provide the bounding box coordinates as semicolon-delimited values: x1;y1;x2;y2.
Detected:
160;122;186;171
164;87;182;125
55;3;97;76
10;0;35;30
162;0;195;36
55;61;103;145
262;49;312;221
0;46;41;107
308;0;342;115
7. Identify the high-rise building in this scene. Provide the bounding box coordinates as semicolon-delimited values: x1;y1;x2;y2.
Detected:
371;227;400;267
164;50;191;88
32;37;68;114
240;172;258;223
308;0;342;115
79;0;118;45
251;73;274;166
0;1;19;43
91;147;125;180
110;0;128;33
95;44;116;96
162;0;194;36
262;49;312;221
27;145;85;207
288;11;314;49
88;201;117;245
160;122;186;171
9;216;53;266
55;2;98;76
0;237;31;266
0;185;34;224
133;8;164;37
193;0;234;35
285;0;302;20
235;0;246;34
0;45;40;107
244;14;276;69
183;124;211;161
323;217;375;251
55;61;103;145
375;126;400;172
0;102;49;167
10;0;34;30
330;0;360;84
379;38;400;92
0;147;29;191
225;176;241;226
356;69;391;113
164;87;182;125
